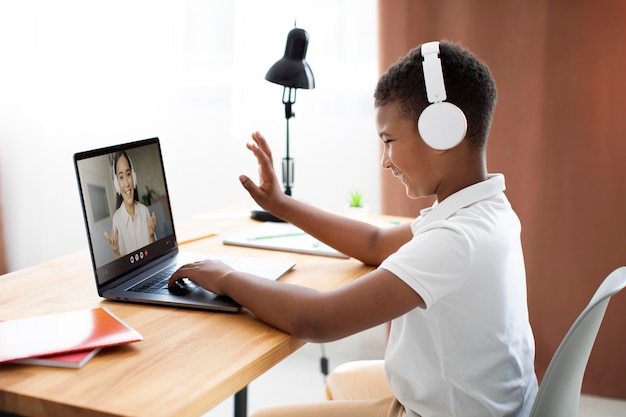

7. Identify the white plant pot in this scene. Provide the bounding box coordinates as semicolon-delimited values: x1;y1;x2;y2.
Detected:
344;205;369;221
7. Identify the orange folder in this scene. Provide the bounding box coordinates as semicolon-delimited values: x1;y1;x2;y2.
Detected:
0;307;143;363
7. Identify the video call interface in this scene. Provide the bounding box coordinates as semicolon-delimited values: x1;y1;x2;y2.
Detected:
75;139;176;286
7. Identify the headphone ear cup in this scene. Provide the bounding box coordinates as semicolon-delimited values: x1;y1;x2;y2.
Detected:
418;102;467;150
113;172;120;194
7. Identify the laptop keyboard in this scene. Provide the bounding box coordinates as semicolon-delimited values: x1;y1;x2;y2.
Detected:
128;265;197;295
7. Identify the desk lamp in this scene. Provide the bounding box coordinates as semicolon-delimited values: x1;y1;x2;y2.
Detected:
251;27;315;222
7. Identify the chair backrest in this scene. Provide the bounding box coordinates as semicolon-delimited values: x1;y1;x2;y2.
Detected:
529;266;626;417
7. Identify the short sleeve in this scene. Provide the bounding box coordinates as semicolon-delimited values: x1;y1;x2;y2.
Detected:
379;223;470;308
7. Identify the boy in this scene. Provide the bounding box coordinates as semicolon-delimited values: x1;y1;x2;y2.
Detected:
170;40;538;417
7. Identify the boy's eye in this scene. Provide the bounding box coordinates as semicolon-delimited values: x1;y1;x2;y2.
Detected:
382;138;393;144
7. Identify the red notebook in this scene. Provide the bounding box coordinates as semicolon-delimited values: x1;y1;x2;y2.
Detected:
0;307;143;364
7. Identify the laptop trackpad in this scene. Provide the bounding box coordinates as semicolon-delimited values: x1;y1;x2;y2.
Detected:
186;285;239;308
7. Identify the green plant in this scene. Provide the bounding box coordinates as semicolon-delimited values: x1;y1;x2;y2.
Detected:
348;190;364;208
141;186;158;206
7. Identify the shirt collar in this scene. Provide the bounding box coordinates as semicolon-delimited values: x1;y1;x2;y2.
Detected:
119;201;137;226
413;174;506;231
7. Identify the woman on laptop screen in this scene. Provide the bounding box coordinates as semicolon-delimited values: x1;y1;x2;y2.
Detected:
104;150;157;259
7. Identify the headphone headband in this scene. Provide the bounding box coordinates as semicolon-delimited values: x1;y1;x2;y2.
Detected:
421;41;447;103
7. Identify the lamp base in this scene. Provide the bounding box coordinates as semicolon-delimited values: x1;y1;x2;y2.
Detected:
250;209;285;223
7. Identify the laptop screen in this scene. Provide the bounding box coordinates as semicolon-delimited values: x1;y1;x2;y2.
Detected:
74;138;178;287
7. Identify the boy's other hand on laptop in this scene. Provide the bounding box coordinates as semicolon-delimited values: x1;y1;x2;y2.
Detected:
168;259;234;297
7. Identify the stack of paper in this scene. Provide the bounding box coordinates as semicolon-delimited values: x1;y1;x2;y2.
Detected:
11;349;102;369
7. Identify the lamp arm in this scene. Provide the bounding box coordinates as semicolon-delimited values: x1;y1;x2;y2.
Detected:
281;87;297;196
282;87;297;119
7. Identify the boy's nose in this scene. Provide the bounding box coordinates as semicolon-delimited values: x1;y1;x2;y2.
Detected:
380;153;392;170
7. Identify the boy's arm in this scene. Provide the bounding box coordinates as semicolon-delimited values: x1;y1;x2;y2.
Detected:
263;195;412;266
169;259;424;343
240;132;412;265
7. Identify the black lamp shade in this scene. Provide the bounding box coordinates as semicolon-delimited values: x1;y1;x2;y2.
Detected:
265;28;315;89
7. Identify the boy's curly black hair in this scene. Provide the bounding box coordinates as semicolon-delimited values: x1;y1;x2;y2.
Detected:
374;41;497;151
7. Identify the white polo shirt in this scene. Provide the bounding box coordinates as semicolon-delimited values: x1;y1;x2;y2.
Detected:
380;174;537;417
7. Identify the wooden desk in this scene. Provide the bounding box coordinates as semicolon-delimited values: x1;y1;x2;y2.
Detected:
0;210;378;417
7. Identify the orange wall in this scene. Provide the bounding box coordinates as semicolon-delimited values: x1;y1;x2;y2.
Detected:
378;0;626;398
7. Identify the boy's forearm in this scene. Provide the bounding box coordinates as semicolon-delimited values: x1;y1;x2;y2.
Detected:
220;271;330;341
270;197;386;265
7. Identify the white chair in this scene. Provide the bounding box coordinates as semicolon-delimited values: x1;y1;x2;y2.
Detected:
529;266;626;417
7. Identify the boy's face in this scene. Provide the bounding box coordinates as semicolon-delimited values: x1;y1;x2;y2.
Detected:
376;101;442;199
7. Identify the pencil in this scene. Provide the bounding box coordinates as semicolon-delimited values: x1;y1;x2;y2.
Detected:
179;233;219;245
247;232;307;241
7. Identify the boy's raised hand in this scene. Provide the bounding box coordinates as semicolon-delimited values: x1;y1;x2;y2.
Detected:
239;131;287;213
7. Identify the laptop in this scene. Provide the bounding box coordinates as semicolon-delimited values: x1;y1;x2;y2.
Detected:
73;137;295;312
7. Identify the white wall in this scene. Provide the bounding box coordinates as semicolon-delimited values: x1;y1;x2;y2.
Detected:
0;0;380;271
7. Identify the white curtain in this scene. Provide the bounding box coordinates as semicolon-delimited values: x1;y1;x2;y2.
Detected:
0;0;378;271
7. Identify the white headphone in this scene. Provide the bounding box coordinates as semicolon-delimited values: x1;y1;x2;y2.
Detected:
112;151;137;195
418;41;467;150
